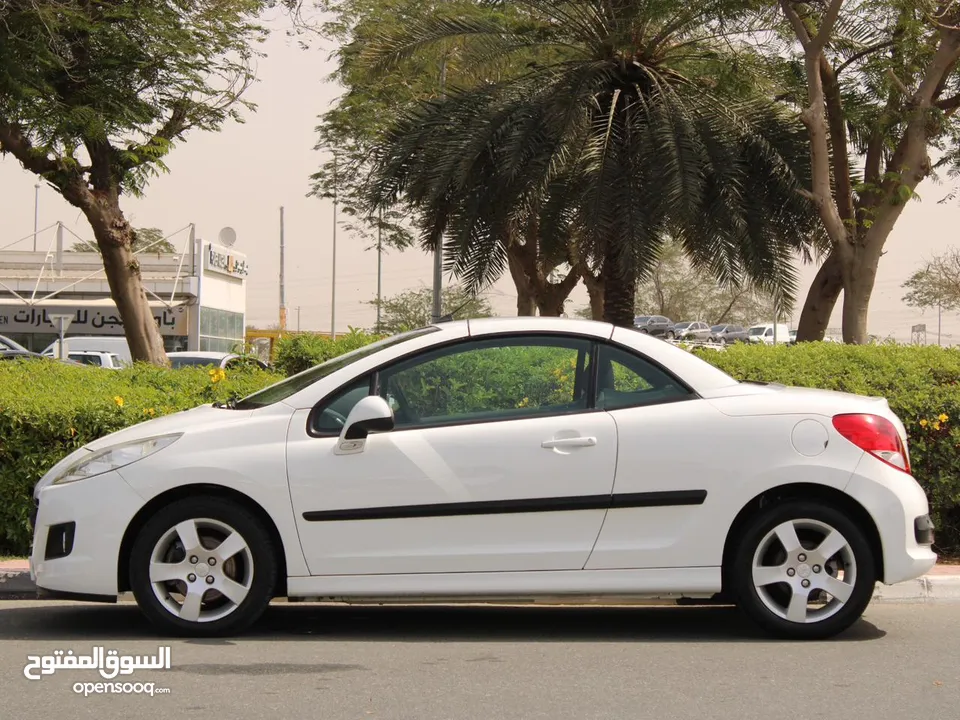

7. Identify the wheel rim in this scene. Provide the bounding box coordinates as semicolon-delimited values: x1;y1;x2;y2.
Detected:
751;518;857;625
148;518;254;623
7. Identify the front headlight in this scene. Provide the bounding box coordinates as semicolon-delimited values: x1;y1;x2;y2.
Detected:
51;434;182;485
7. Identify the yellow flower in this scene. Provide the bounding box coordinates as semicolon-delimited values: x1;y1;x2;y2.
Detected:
208;368;226;384
920;419;928;427
939;413;949;423
113;396;124;408
934;422;941;431
143;408;156;417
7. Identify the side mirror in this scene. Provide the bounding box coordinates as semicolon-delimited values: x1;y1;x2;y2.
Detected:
334;396;395;455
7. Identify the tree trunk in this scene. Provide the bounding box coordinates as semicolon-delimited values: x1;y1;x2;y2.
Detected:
536;294;565;317
85;198;168;364
578;264;604;320
840;244;882;344
516;288;536;316
796;251;843;342
601;255;637;327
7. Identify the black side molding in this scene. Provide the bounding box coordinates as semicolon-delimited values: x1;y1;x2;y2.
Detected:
303;489;707;522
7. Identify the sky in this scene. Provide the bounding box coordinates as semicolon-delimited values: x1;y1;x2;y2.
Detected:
1;11;959;345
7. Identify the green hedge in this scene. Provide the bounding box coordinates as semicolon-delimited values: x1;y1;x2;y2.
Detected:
2;340;958;557
273;329;386;376
0;361;281;554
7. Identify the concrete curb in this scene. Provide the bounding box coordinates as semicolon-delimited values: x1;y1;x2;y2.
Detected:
3;565;960;603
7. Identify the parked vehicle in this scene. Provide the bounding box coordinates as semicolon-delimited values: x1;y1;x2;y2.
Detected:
673;321;712;341
1;349;82;365
747;323;791;345
789;330;798;345
30;317;935;640
42;336;132;364
55;350;125;369
0;334;29;353
167;351;270;370
710;325;749;344
633;315;675;338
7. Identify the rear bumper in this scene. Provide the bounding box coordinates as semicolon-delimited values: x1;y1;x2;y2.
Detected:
844;459;937;585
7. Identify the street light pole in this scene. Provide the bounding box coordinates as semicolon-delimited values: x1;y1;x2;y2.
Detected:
33;183;40;252
331;153;338;340
377;205;383;333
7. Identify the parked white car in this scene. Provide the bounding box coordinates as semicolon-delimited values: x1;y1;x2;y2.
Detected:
42;349;124;369
29;318;935;639
42;336;132;364
747;323;791;345
166;351;269;370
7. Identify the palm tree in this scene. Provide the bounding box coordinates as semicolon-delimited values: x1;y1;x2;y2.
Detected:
365;0;821;326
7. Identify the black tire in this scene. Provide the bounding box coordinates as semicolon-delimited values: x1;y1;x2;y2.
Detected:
730;500;876;640
129;496;278;637
665;331;675;339
638;328;648;334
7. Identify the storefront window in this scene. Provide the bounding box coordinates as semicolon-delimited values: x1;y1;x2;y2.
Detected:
199;307;244;355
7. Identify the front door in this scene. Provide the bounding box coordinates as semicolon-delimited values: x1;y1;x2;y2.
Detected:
286;334;619;576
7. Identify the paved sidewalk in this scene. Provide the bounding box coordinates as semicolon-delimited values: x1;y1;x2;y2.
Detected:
3;559;959;602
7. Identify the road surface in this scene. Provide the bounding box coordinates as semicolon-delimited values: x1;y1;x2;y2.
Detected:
0;600;956;719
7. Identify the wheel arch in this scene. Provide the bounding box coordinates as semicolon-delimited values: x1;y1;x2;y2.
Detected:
720;483;885;589
117;483;288;597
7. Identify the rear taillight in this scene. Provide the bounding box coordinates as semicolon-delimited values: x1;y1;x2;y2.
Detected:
832;413;911;474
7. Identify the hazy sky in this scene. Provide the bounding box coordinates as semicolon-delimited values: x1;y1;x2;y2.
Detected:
1;11;958;344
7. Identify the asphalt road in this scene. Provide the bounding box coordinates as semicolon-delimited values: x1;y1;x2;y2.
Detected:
0;600;956;719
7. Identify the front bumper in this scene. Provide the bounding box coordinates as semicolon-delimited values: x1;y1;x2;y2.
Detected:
30;470;145;597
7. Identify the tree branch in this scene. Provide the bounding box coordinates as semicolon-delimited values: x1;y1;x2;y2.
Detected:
812;0;846;52
820;56;854;222
0;120;60;176
835;40;896;76
778;0;812;47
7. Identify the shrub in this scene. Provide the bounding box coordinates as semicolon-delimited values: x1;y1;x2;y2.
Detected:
273;328;385;376
0;361;280;554
694;342;960;553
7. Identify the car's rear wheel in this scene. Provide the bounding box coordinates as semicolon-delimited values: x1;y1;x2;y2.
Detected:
665;331;675;339
129;497;277;637
638;328;649;334
731;500;876;639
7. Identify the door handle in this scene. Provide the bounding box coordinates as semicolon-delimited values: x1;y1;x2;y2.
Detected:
541;437;597;449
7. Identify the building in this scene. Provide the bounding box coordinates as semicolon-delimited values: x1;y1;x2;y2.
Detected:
0;225;248;355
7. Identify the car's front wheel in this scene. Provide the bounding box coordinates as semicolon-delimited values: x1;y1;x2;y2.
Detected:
731;500;876;639
665;331;675;339
129;497;278;637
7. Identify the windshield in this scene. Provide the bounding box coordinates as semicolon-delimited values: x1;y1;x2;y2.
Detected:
748;326;766;336
675;322;691;329
711;325;726;332
171;356;226;368
233;327;439;410
634;316;650;324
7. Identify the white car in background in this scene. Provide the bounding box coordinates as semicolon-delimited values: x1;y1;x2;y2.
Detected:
167;351;269;370
747;323;791;345
29;318;935;639
42;349;125;369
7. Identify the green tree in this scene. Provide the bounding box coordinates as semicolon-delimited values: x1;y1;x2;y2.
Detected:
633;242;790;326
902;248;960;312
0;0;270;364
364;0;820;329
369;284;494;334
772;1;960;343
69;228;177;255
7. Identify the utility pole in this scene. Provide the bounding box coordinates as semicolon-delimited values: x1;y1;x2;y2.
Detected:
331;153;338;340
377;205;383;332
279;206;287;332
431;57;447;323
33;183;40;252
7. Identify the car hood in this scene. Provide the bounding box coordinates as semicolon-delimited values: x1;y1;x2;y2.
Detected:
84;404;255;452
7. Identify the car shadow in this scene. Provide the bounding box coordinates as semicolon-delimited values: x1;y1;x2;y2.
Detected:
0;600;886;644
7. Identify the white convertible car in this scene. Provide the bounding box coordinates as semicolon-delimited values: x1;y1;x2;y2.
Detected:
29;318;936;638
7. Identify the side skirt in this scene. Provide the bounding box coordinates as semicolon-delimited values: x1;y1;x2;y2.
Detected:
286;567;722;603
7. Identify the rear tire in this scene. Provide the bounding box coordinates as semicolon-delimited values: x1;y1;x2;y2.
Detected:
731;500;876;640
665;331;675;339
129;497;277;637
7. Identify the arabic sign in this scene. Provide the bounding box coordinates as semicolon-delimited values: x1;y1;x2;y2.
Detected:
204;242;249;278
0;305;188;336
24;646;172;681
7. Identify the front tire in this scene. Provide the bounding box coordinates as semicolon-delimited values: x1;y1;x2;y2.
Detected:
731;500;876;640
665;331;675;339
129;497;278;637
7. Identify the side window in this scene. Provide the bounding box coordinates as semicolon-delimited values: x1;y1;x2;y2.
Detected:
595;344;692;410
377;336;593;428
310;376;372;434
